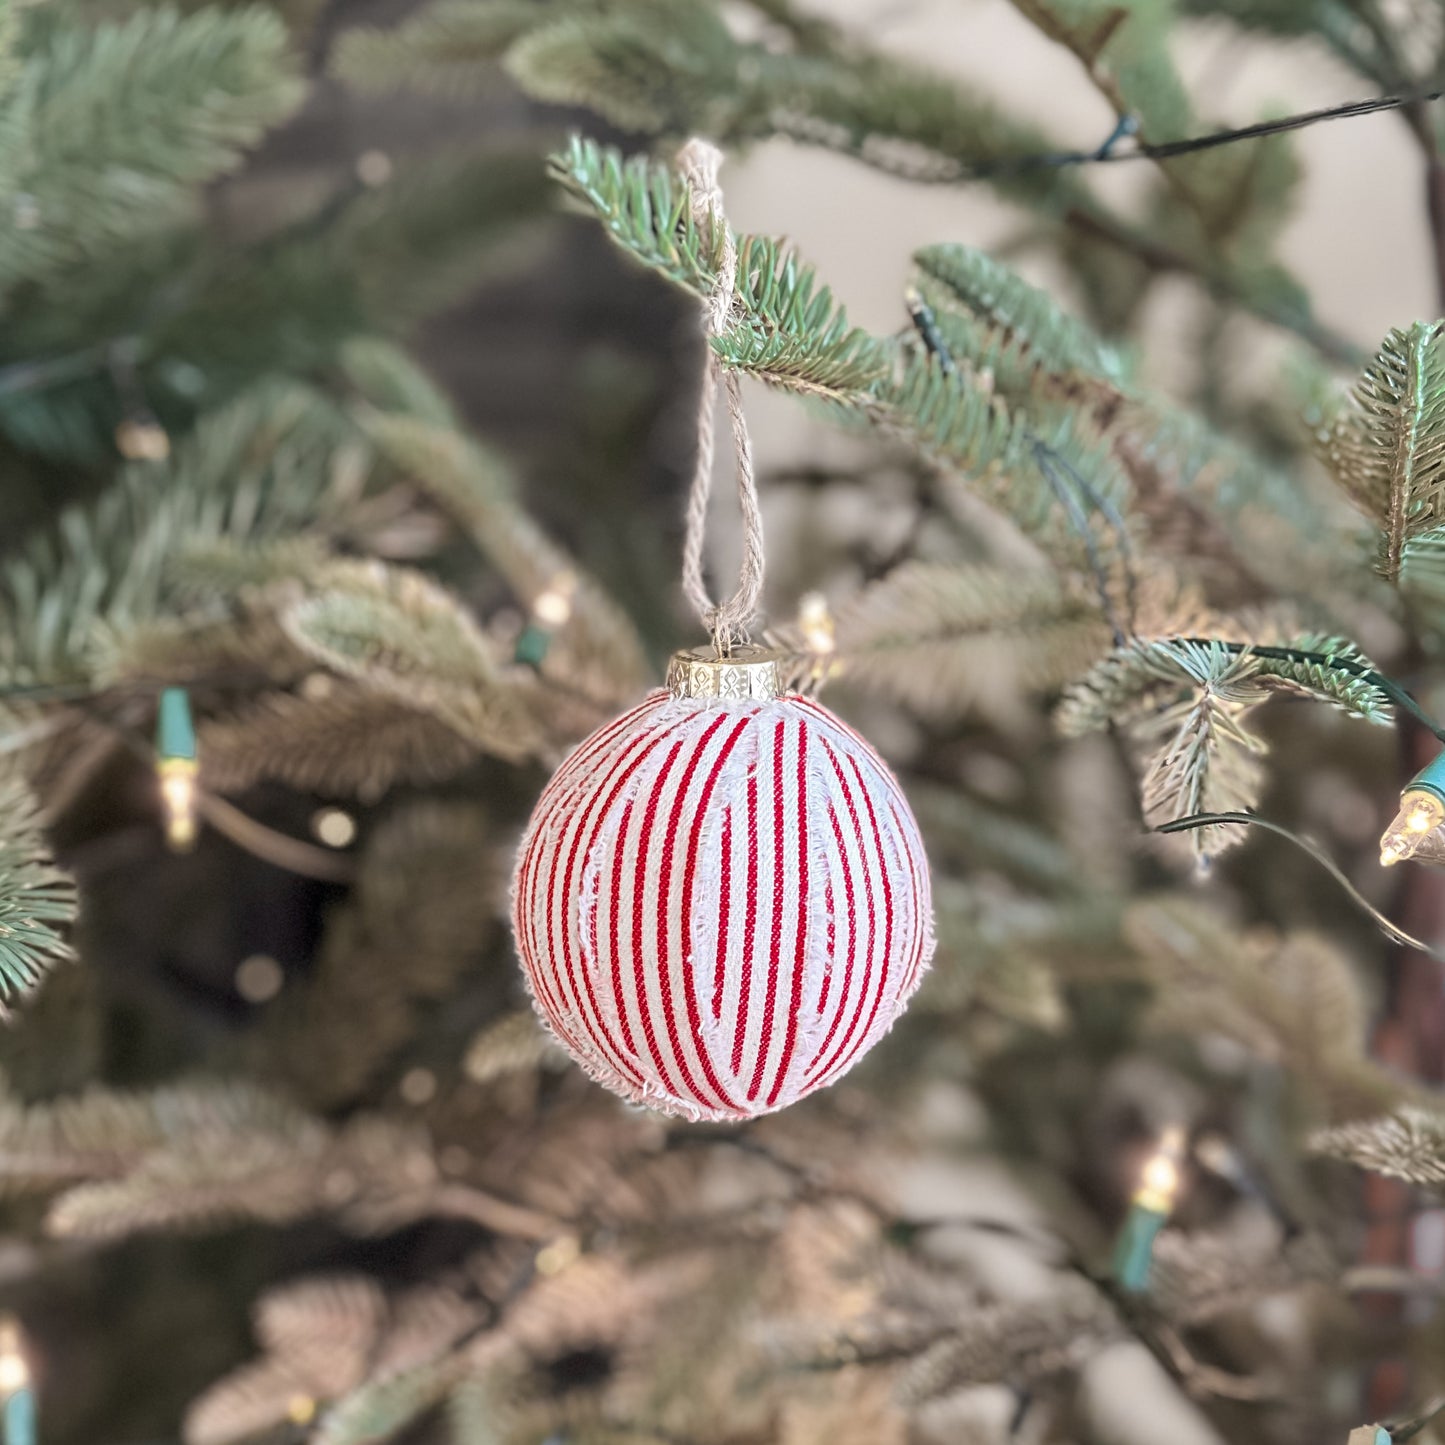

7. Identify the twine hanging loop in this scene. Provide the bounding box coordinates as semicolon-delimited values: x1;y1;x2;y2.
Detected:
676;138;765;657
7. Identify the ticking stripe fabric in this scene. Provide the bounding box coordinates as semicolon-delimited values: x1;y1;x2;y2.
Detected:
512;690;934;1120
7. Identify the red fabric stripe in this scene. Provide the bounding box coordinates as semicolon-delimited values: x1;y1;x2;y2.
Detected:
551;718;686;1086
806;737;877;1084
803;769;862;1078
793;695;912;814
608;797;639;1061
748;722;789;1100
591;716;694;1066
712;805;732;1021
765;720;810;1106
632;737;689;1098
824;747;896;1081
655;713;732;1110
677;713;751;1111
731;765;759;1076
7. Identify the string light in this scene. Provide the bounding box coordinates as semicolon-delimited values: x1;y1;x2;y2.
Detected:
311;807;357;849
514;572;576;667
535;1234;581;1276
1111;1125;1186;1294
1380;756;1445;866
235;954;284;1004
0;1318;36;1445
114;414;171;462
155;686;200;852
798;592;835;655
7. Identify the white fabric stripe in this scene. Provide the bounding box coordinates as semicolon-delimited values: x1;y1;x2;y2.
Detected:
632;728;705;1098
529;719;637;1066
539;713;660;1070
552;716;676;1086
735;714;778;1099
708;723;756;1080
599;731;678;1097
800;754;859;1083
813;745;902;1087
803;736;878;1083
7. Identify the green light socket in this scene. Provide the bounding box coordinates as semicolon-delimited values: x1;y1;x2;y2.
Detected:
156;687;197;762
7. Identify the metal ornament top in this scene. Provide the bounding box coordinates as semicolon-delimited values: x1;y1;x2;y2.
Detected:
666;644;782;702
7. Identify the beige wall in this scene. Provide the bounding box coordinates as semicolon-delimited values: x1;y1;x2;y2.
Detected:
720;0;1437;466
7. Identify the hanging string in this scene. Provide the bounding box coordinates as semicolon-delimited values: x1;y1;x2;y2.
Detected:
677;138;766;657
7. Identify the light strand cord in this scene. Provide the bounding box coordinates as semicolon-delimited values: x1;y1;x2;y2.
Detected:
1156;811;1445;961
677;138;766;655
942;85;1443;179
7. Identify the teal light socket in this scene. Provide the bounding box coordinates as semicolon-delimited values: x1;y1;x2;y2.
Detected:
513;623;552;668
156;687;197;762
1111;1201;1167;1294
1409;749;1445;805
4;1385;36;1445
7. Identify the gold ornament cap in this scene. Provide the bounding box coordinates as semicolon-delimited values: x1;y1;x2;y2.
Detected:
666;644;782;701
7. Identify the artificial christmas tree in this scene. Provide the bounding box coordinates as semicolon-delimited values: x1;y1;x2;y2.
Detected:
8;1;1445;1443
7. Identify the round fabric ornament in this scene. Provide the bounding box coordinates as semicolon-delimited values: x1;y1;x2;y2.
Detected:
512;646;934;1120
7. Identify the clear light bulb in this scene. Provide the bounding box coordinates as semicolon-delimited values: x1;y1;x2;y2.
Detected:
798;592;836;655
1380;788;1445;867
0;1318;29;1393
158;758;199;852
1134;1125;1186;1212
532;572;576;628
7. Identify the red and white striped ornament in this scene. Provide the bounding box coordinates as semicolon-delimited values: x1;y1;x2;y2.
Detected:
512;646;934;1121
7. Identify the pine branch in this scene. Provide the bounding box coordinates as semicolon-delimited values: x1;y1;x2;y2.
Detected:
1059;634;1391;858
911;243;1349;602
1128;899;1407;1119
1312;1107;1445;1187
276;559;546;763
0;6;303;292
315;1358;468;1445
255;802;499;1108
333;1;539;98
200;683;484;796
913;242;1131;388
550;133;721;300
0;382;355;687
1318;320;1445;580
184;1274;483;1445
550;136;890;403
464;1011;564;1085
811;561;1109;720
1249;633;1395;721
0;776;75;1004
355;396;648;707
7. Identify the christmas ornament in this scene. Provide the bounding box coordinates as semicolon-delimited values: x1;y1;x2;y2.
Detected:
1111;1126;1185;1293
512;645;933;1120
511;138;933;1119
